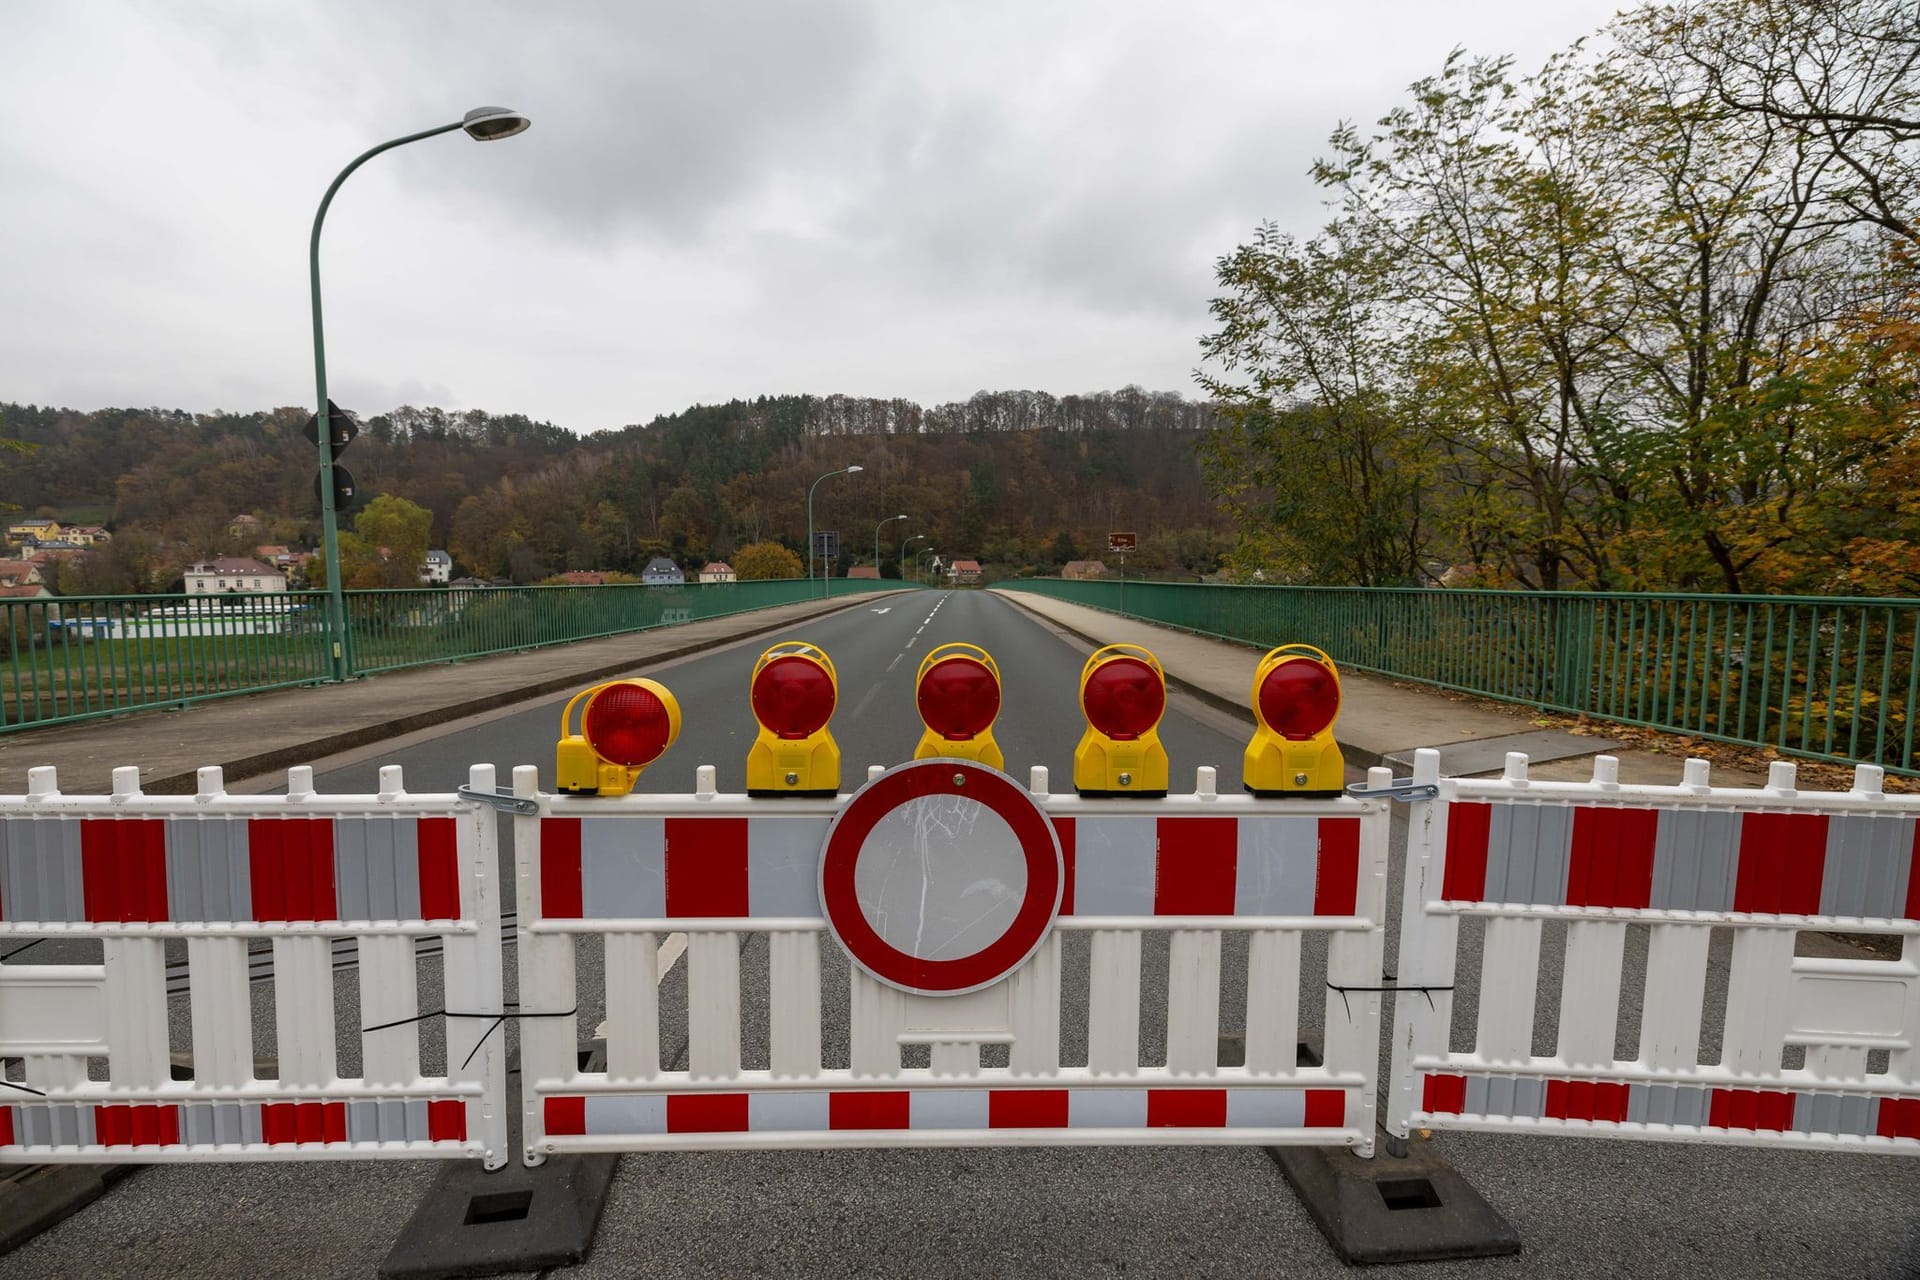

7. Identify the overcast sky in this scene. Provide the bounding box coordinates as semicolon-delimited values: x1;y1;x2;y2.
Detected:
3;0;1625;433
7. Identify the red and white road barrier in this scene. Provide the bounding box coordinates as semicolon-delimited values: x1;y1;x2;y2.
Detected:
1386;751;1920;1154
514;760;1394;1163
0;764;508;1168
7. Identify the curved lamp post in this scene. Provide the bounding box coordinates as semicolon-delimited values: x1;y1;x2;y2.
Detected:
874;514;907;579
901;532;928;580
806;465;862;595
916;547;937;585
310;106;531;681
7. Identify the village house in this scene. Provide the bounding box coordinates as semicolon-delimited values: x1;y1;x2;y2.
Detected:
698;561;736;584
642;557;684;586
420;549;453;584
64;525;111;546
227;514;263;540
0;562;44;588
6;517;60;542
846;566;881;580
949;559;983;584
184;557;287;594
1061;560;1109;580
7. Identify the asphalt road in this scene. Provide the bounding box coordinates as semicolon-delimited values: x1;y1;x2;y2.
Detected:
5;590;1919;1279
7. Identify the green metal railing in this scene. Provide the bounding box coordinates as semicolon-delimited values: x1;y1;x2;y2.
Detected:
1002;578;1920;776
1;578;906;734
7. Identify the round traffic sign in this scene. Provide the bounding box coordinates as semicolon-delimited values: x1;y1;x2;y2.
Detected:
819;759;1063;996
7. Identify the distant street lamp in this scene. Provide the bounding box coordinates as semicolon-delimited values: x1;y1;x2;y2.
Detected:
806;465;862;595
916;547;937;584
874;514;908;579
309;106;531;682
901;532;929;579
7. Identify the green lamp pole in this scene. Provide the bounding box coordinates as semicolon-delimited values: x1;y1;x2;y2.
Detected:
874;513;907;579
901;532;928;580
806;464;862;597
310;106;531;681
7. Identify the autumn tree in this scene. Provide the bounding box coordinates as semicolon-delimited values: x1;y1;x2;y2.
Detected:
733;541;803;580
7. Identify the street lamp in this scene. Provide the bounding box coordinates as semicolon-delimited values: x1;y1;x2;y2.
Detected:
310;106;531;682
901;532;928;579
806;465;862;596
916;548;937;584
874;514;908;579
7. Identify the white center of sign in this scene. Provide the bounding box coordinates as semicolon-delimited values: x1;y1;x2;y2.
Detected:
851;793;1029;962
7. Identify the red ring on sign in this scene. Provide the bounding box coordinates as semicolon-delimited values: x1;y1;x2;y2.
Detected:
820;760;1062;995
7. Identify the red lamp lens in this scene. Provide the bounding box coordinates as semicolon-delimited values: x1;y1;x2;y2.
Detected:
917;657;1001;740
1259;659;1340;739
584;683;672;767
1081;656;1165;740
751;655;836;740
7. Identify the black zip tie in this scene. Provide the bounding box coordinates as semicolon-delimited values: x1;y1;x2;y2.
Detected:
1;939;45;963
1;1080;49;1097
1326;980;1455;1021
362;1004;579;1073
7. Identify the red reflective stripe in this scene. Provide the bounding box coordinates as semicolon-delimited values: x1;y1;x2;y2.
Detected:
664;818;749;917
416;818;461;920
1304;1090;1346;1128
988;1090;1069;1129
1053;818;1076;916
1543;1080;1630;1123
829;1092;910;1130
1567;808;1658;909
1906;825;1920;922
1734;813;1828;914
262;1102;345;1144
262;1103;295;1144
1423;1073;1467;1115
427;1100;467;1142
1877;1097;1920;1140
541;819;583;919
545;1096;586;1136
80;819;169;922
1153;818;1236;915
1313;817;1361;916
1441;804;1491;901
0;1106;12;1147
666;1093;750;1134
1146;1089;1227;1127
96;1104;130;1146
248;819;336;922
1709;1088;1794;1132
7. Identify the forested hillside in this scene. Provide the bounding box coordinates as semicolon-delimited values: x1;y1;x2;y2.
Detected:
0;388;1230;587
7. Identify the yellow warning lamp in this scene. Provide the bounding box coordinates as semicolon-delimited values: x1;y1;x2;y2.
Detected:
746;641;841;797
913;643;1005;768
555;678;683;796
1244;644;1345;797
1073;644;1169;797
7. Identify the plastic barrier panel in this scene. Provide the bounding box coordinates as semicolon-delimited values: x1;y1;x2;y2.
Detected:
1387;751;1920;1154
514;761;1393;1164
0;764;509;1167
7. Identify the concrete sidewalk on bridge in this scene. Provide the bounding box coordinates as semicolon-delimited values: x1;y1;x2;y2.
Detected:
994;589;1769;787
0;590;914;795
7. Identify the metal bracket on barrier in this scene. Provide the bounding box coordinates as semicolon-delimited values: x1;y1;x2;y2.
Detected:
1344;778;1438;802
457;785;541;816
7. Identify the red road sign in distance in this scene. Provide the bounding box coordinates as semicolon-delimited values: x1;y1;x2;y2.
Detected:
819;759;1063;996
1108;532;1137;553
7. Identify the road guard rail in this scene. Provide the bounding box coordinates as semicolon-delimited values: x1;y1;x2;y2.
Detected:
0;763;508;1167
2;760;1914;1171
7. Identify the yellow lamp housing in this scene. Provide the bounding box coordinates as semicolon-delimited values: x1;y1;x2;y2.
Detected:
1244;644;1345;798
1073;643;1170;797
555;678;683;797
745;641;841;797
913;642;1005;769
